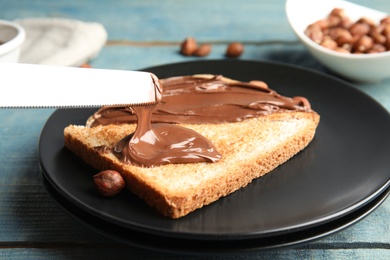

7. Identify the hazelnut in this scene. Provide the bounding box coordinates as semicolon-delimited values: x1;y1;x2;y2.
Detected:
382;24;390;38
249;80;268;89
368;43;386;53
334;47;350;53
293;96;311;109
320;38;337;50
180;37;197;56
226;42;244;58
330;8;347;19
369;28;386;44
338;17;352;29
304;24;324;43
380;16;390;25
327;14;342;27
349;22;370;36
327;8;351;28
328;27;353;46
93;170;125;197
385;38;390;50
312;19;329;30
193;44;212;57
353;35;374;53
357;17;376;28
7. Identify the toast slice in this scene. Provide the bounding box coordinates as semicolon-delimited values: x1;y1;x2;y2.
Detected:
64;75;320;218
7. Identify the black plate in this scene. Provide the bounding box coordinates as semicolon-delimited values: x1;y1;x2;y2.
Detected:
41;173;390;254
39;60;390;243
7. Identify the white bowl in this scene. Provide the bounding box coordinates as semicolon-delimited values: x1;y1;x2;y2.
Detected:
0;19;25;62
286;0;390;83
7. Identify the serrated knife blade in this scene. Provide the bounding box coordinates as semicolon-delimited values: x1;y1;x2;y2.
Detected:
0;62;162;108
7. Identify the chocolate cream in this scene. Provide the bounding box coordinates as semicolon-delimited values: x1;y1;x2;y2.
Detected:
112;104;222;167
92;75;312;167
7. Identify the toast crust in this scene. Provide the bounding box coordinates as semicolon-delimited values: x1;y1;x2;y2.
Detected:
64;111;319;218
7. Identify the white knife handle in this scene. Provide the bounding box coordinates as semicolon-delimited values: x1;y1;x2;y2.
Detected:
0;62;161;108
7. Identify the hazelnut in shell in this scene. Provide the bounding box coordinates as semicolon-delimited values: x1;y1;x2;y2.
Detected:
93;170;125;197
225;42;244;58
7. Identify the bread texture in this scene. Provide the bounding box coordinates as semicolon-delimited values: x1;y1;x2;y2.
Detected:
64;108;319;218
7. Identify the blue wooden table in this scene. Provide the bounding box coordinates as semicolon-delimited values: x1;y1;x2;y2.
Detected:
1;0;390;259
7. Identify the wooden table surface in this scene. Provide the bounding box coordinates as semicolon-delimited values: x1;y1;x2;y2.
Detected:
1;0;390;259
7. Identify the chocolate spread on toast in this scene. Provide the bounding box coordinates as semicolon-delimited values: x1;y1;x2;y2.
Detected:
92;75;312;167
92;75;311;125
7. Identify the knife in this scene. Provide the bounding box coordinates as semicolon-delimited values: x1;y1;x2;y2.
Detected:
0;62;162;108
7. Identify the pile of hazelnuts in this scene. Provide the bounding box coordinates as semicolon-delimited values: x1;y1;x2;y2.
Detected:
305;8;390;54
180;37;244;58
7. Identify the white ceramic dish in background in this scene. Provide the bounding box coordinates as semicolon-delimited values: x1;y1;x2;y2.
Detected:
286;0;390;83
0;19;25;62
